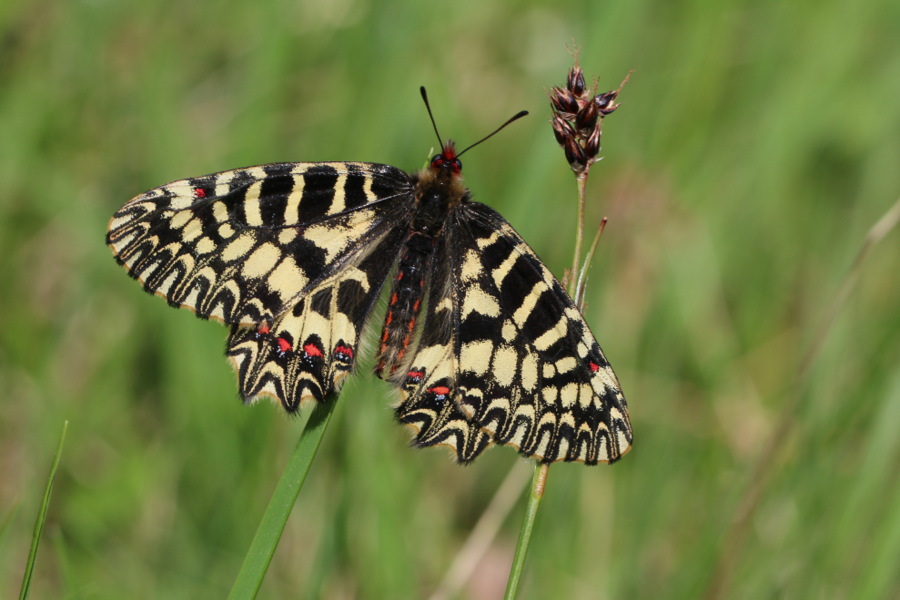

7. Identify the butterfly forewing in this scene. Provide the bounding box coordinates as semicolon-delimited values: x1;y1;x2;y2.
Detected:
107;162;411;327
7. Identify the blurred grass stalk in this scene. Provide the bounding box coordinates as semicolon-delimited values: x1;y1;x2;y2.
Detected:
228;399;338;599
703;196;900;600
19;421;68;600
430;461;533;600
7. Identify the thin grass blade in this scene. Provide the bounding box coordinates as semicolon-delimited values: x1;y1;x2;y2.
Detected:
19;420;68;600
228;399;338;600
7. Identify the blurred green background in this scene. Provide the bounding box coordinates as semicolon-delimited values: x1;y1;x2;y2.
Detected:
2;0;899;598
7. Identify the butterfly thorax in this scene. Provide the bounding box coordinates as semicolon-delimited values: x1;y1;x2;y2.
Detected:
374;143;468;379
410;141;468;233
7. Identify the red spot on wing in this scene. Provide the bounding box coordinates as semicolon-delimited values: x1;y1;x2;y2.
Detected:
304;342;323;358
589;362;600;372
428;386;450;396
407;370;424;381
258;322;270;335
277;338;292;353
193;188;206;198
334;345;354;359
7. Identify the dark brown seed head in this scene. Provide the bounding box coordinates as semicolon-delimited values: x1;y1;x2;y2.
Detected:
551;114;576;146
564;137;587;173
595;89;621;115
567;66;586;98
575;98;599;133
584;125;602;159
549;62;628;175
550;86;579;116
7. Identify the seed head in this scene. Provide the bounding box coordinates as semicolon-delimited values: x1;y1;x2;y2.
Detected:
548;63;630;175
567;66;587;98
549;86;579;117
575;98;599;134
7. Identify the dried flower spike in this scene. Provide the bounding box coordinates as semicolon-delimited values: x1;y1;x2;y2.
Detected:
549;64;629;174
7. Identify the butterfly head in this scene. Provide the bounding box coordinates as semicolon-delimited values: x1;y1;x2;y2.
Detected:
429;142;463;178
418;140;467;209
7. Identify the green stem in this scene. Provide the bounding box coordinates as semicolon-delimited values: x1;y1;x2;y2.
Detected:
229;399;338;600
569;172;588;290
504;462;549;600
575;218;607;308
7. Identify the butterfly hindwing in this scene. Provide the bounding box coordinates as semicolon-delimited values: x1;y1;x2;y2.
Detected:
450;204;631;464
228;226;407;409
107;162;411;327
394;234;494;462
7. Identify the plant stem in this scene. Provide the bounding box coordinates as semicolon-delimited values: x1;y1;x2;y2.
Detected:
575;218;607;308
570;172;589;289
503;462;550;600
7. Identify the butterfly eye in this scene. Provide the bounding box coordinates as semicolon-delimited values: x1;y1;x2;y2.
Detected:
430;155;444;167
452;158;462;173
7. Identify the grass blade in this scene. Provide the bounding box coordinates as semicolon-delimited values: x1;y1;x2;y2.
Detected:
228;398;338;600
19;420;68;600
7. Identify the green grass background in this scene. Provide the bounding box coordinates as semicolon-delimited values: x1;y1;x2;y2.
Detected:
2;0;899;598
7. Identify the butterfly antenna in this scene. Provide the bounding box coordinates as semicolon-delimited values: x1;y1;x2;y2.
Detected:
420;86;445;150
457;109;529;157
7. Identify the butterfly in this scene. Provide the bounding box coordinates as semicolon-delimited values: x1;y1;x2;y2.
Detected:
106;88;632;464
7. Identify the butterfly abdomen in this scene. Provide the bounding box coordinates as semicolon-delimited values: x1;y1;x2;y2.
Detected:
375;231;434;379
374;150;468;380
